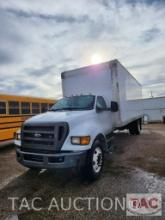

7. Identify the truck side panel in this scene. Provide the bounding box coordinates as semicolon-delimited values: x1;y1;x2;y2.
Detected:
116;61;143;126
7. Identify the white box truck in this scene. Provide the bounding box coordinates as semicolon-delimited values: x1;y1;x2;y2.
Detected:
15;60;143;180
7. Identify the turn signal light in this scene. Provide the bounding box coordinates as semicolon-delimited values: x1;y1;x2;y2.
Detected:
71;136;90;145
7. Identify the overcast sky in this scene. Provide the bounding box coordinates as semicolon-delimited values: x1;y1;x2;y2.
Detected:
0;0;165;99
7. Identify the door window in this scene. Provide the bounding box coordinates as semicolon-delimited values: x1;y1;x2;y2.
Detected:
96;96;107;110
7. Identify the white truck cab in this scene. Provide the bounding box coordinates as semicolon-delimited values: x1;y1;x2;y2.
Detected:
15;60;143;180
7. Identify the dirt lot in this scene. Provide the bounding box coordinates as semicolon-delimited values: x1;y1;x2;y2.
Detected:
0;124;165;220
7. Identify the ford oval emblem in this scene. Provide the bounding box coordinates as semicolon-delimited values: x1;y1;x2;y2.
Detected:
34;133;41;138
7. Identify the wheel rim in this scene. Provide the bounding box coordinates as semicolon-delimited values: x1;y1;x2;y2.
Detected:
92;146;103;173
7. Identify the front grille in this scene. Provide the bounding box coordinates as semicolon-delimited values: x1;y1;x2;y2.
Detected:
23;139;54;146
23;125;54;131
21;122;69;153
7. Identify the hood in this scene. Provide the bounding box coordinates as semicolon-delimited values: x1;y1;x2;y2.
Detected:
25;110;94;124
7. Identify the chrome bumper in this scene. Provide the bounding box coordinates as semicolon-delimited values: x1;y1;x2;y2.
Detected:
16;148;86;169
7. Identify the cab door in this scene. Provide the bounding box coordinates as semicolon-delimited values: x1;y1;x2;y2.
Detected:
96;96;112;134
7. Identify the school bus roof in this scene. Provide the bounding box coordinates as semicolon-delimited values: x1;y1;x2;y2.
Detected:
0;93;55;103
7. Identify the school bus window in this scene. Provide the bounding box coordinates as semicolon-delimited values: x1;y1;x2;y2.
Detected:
41;103;48;113
21;102;30;114
32;103;40;114
9;101;20;115
0;101;6;114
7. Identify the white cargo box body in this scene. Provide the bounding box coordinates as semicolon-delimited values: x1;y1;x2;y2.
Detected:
61;60;143;128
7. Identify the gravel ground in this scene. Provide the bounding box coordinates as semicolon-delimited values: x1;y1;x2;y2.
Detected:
0;124;165;220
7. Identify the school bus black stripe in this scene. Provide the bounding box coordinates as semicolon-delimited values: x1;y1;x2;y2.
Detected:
0;114;34;118
0;120;25;125
0;126;21;130
0;138;14;143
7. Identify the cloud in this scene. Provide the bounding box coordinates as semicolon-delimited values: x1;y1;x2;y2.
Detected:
24;65;55;76
0;79;35;94
2;8;90;23
140;27;160;42
143;81;165;98
0;49;14;64
0;0;165;99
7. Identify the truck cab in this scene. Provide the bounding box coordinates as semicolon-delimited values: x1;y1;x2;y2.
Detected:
15;95;118;180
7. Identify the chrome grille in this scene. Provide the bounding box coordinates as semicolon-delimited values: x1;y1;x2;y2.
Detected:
21;122;69;152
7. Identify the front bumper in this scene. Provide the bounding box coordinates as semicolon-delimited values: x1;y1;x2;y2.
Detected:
16;148;87;169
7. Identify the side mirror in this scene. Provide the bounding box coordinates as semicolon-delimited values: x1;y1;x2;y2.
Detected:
111;101;118;112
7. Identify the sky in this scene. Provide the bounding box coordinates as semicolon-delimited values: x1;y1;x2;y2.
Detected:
0;0;165;99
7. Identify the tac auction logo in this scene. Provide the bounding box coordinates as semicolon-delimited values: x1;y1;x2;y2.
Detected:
126;193;162;216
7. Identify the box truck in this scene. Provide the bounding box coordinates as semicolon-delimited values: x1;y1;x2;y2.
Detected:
15;60;143;180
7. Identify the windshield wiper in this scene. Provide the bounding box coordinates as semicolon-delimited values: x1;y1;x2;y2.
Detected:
48;109;60;111
49;107;77;111
49;107;93;111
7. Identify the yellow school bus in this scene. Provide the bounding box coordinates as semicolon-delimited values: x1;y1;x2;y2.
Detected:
0;94;55;144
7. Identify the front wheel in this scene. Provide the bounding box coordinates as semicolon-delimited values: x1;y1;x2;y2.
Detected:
83;140;104;181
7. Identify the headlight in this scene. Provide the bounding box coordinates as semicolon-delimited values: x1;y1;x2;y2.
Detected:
14;132;21;140
71;136;90;145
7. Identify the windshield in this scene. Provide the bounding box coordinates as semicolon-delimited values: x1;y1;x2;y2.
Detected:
50;95;95;111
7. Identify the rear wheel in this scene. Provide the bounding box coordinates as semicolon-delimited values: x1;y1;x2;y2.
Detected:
82;140;104;181
129;119;141;135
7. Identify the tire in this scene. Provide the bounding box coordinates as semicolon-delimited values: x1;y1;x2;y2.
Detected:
82;139;104;181
129;120;141;135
